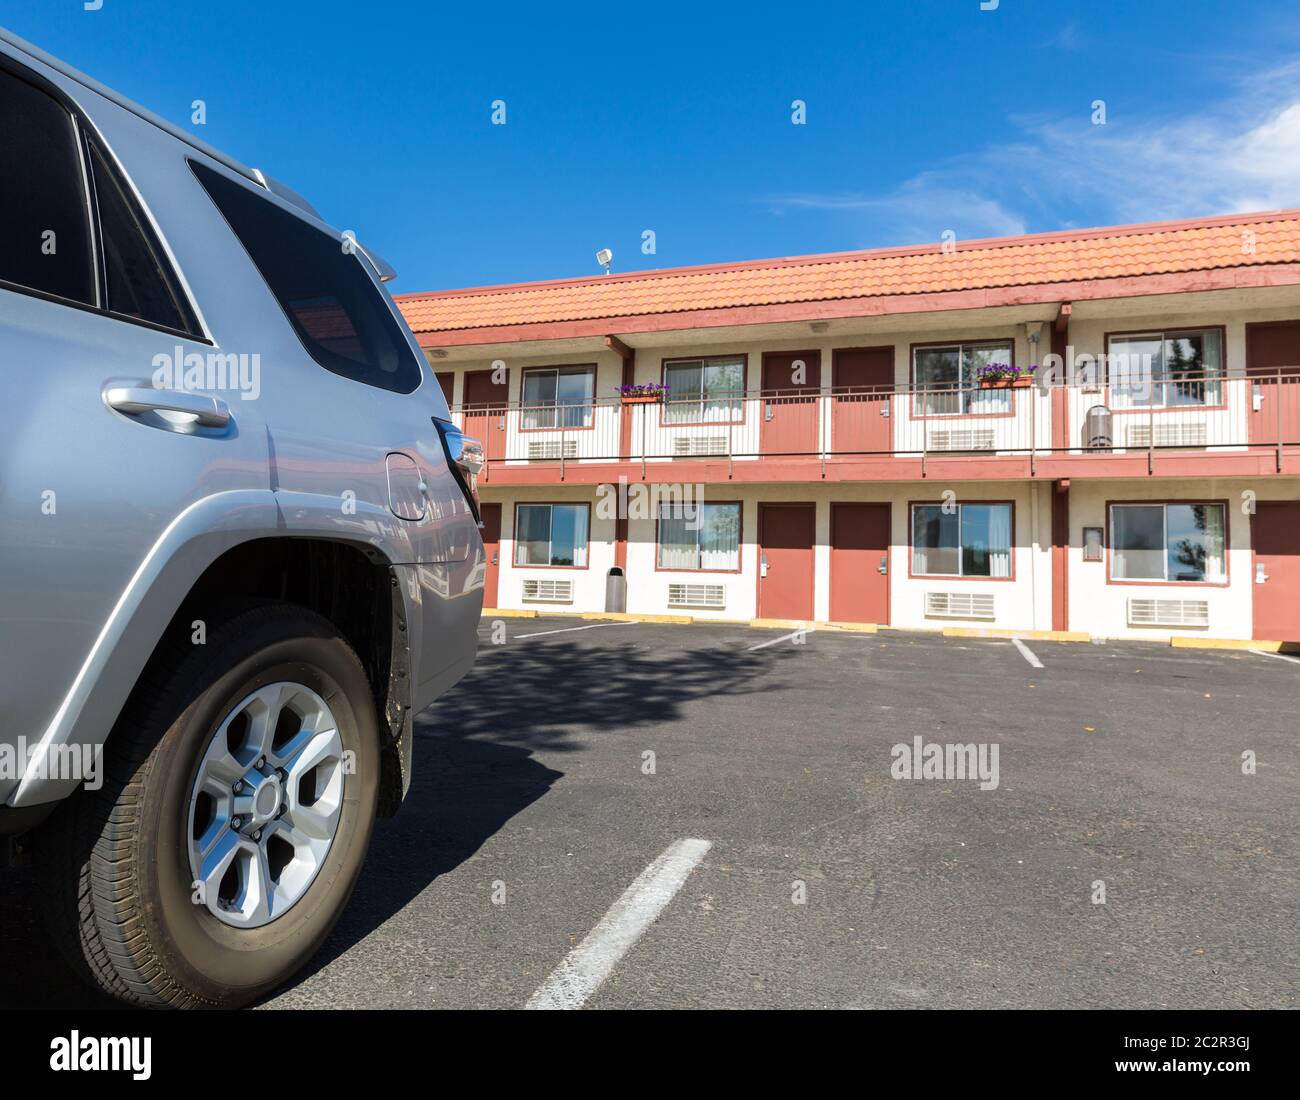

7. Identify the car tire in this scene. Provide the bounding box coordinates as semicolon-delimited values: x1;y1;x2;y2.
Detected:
40;602;380;1008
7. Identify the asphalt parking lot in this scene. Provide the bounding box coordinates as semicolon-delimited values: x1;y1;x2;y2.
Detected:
3;618;1297;1009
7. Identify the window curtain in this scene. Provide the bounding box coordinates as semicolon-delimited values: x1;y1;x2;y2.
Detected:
556;369;594;427
699;504;740;570
663;362;702;424
515;505;551;566
1167;503;1224;582
702;361;743;422
912;505;960;575
1111;504;1164;580
658;509;698;569
986;504;1012;578
1165;331;1221;407
549;505;587;567
1109;336;1161;409
1201;504;1226;581
658;503;740;570
521;371;555;430
914;348;960;416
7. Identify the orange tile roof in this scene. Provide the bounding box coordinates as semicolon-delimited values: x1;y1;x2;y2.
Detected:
396;210;1300;338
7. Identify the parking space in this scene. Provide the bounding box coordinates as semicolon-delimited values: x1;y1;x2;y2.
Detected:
2;618;1296;1009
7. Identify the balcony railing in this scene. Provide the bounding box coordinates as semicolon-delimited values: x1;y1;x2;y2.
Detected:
448;371;1300;478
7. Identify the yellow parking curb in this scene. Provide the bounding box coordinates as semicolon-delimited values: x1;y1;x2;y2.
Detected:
749;619;878;633
819;621;880;634
484;608;694;623
943;626;1092;643
579;612;693;624
1170;636;1300;653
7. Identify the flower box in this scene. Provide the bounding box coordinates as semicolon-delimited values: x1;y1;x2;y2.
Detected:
617;385;669;404
975;363;1037;390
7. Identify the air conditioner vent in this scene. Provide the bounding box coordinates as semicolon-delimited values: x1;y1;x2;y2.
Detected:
925;591;995;620
521;578;574;603
527;439;579;460
672;435;729;456
667;583;725;609
927;428;996;452
1126;422;1208;448
1128;598;1209;627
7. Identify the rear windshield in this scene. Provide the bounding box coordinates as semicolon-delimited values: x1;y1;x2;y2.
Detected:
190;159;421;394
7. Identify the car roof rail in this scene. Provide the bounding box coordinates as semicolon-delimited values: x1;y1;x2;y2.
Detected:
248;169;324;220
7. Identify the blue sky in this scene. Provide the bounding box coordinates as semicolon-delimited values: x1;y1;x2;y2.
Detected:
7;0;1300;292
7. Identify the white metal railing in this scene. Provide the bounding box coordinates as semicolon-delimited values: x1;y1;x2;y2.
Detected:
448;370;1300;474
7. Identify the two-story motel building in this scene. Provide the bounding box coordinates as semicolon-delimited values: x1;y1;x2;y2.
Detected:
396;211;1300;642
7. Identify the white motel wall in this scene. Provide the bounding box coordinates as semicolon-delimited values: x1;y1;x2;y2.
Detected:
435;297;1300;416
424;280;1300;643
481;476;1300;640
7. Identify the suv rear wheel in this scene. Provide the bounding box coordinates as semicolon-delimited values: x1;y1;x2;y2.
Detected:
41;603;380;1008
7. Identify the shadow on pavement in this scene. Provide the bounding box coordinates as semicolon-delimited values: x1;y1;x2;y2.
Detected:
287;635;779;984
0;631;779;1007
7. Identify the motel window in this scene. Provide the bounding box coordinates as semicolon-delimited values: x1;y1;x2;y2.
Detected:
515;504;589;567
657;502;741;571
912;502;1012;578
1107;329;1224;408
663;357;745;423
521;365;596;429
912;341;1014;416
1109;503;1226;582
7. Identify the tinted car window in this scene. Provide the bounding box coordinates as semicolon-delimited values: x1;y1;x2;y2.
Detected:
0;66;95;305
88;140;197;334
190;159;421;393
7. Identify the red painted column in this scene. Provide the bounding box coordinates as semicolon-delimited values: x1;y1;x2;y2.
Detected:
614;341;634;570
617;351;635;461
1050;306;1072;632
1051;309;1070;452
615;515;628;571
1052;478;1070;632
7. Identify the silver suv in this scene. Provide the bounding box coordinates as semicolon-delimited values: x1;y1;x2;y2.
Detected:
0;29;484;1007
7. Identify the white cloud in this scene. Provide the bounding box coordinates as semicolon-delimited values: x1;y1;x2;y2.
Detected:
769;176;1028;242
763;62;1300;241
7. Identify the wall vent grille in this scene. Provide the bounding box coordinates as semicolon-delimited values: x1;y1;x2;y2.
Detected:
925;591;996;620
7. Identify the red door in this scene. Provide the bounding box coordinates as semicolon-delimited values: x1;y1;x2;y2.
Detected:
1251;502;1300;641
479;503;502;609
761;352;821;456
830;503;890;624
436;371;455;407
757;503;816;620
831;347;894;455
462;369;509;463
1246;321;1300;447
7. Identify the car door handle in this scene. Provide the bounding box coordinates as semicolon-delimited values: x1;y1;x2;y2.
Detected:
104;386;232;428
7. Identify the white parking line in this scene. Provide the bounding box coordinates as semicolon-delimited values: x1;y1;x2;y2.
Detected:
525;838;712;1010
747;628;813;651
1012;637;1044;668
514;621;640;639
1250;648;1300;665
